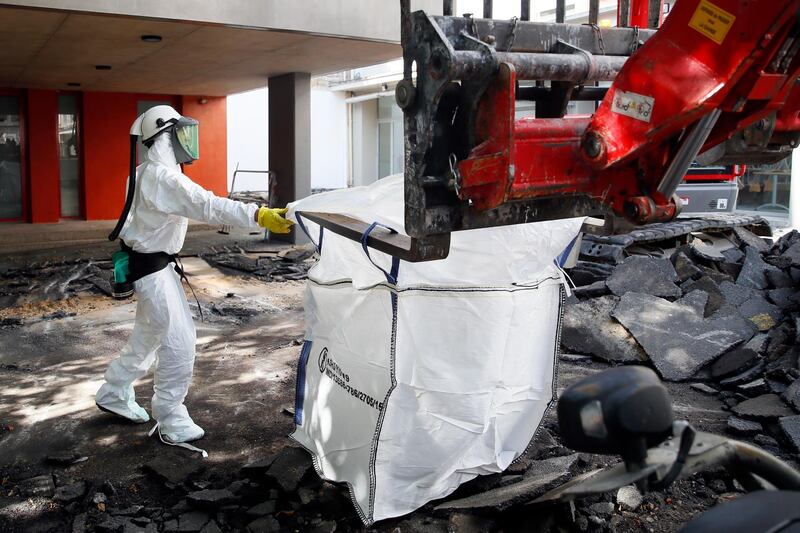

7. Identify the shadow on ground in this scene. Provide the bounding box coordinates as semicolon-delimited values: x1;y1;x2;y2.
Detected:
0;256;305;531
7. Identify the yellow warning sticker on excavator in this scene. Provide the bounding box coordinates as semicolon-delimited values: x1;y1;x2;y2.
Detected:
689;0;735;45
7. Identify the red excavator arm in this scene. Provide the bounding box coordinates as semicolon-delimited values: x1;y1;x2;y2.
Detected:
303;0;800;262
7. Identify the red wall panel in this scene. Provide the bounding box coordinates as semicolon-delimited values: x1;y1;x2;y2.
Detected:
23;91;226;223
82;93;182;220
181;96;228;197
27;89;60;223
82;91;138;221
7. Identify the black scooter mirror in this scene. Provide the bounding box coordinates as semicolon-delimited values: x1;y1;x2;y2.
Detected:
558;366;674;469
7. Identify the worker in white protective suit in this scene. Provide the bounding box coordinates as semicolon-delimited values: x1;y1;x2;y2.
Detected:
95;105;293;449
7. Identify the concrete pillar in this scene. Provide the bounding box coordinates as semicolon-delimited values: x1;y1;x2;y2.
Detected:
790;147;800;230
269;72;311;242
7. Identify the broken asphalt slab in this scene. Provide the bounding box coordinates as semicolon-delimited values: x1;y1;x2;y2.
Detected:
726;416;763;437
612;292;755;381
672;251;702;283
732;394;794;421
733;226;770;253
681;276;725;316
690;382;718;395
718;280;755;307
781;241;800;267
737;293;782;331
676;290;709;317
561;295;647;363
606;256;681;299
737;246;783;290
767;268;795;288
263;447;313;493
573;280;609;298
245;516;280;532
783;378;800;411
778;415;800;453
744;333;770;354
767;287;799;310
710;348;759;379
719;361;766;388
569;261;615;286
710;281;781;330
187;489;236;509
143;456;204;486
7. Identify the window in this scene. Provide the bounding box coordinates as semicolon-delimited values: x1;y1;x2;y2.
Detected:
377;96;404;178
378;122;392;179
0;95;22;220
58;94;81;218
737;159;792;214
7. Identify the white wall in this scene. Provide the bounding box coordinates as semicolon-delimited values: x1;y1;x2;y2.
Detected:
311;88;348;189
228;84;349;194
227;87;270;192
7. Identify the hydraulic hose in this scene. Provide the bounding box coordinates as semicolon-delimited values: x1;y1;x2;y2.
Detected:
730;440;800;490
108;134;138;241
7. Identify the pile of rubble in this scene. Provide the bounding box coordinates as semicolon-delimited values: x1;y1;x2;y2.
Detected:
6;446;354;533
0;259;115;307
563;220;800;456
4;430;745;533
0;244;314;315
198;244;315;282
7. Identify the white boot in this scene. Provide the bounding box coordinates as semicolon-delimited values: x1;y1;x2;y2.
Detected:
95;383;150;423
157;404;204;443
149;404;207;457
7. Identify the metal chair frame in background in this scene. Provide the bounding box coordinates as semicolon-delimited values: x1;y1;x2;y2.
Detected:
220;162;277;240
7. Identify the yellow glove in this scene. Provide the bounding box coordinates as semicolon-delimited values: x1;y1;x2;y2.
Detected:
257;207;294;234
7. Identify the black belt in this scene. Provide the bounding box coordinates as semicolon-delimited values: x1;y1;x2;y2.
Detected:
120;241;204;321
121;241;175;283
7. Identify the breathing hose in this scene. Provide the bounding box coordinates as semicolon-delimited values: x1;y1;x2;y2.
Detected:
108;134;138;241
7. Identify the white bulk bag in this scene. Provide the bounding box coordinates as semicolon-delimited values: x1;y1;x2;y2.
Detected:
287;175;582;524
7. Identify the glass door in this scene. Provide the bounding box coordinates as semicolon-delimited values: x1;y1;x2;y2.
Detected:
0;96;22;220
377;96;405;179
58;94;81;218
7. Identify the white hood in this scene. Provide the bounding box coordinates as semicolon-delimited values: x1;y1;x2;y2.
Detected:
145;132;179;170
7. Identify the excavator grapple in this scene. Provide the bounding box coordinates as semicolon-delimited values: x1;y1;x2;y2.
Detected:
303;0;800;261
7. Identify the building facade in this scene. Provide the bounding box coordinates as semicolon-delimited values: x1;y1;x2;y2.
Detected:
0;89;227;223
0;0;442;224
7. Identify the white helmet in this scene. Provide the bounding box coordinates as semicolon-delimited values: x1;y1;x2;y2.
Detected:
129;105;199;164
130;105;183;141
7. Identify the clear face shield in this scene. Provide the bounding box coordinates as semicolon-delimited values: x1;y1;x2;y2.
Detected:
171;117;199;164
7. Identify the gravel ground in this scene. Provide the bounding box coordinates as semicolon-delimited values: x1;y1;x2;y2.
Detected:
0;237;795;532
0;256;306;532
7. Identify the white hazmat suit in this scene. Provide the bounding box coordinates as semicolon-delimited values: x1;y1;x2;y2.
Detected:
95;132;260;444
